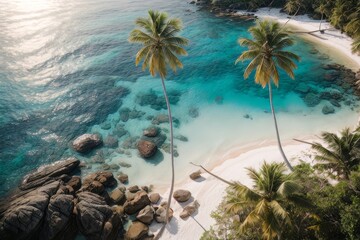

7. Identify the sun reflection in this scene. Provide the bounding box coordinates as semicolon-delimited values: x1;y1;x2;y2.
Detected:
13;0;55;13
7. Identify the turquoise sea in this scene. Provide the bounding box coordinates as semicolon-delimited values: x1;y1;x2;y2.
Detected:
0;0;359;196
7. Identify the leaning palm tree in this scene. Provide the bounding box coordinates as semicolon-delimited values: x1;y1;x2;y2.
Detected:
235;20;300;171
311;128;360;180
129;9;188;231
315;3;327;32
226;162;311;240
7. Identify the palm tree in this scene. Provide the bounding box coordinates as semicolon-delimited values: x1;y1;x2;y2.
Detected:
352;36;360;55
330;0;351;33
311;128;360;180
235;20;300;171
226;162;311;240
315;3;327;32
129;10;188;228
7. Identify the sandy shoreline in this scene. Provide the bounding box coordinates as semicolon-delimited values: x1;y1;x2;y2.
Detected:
151;8;360;239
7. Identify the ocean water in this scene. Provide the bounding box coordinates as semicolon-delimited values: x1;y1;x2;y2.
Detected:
0;0;359;196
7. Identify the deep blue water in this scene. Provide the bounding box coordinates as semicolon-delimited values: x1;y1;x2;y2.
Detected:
0;0;358;196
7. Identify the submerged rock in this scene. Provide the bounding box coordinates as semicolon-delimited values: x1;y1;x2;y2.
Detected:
143;126;159;137
104;135;119;148
322;105;335;114
304;93;321;107
73;134;102;153
137;140;157;158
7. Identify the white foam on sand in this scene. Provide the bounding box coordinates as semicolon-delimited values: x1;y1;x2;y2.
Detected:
148;8;360;239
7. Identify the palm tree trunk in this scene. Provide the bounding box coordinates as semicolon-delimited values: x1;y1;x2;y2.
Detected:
160;77;175;224
268;83;293;171
319;13;323;31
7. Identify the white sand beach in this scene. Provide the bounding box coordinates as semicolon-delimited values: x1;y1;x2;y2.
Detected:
150;8;360;240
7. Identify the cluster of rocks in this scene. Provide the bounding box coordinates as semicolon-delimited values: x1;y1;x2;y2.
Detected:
136;91;181;111
0;157;200;240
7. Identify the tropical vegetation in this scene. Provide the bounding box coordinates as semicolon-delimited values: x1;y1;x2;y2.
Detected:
202;127;360;240
128;9;188;233
235;20;300;171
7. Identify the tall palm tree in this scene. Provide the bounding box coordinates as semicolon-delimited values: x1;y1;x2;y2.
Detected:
226;162;311;240
311;128;360;180
235;20;300;171
129;10;188;227
315;3;327;32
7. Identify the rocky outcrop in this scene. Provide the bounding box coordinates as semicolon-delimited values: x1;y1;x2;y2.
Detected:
75;192;123;240
73;134;102;153
40;193;76;239
124;191;151;215
0;181;60;240
173;189;191;202
125;221;149;240
137;140;157;158
20;158;80;190
180;200;200;219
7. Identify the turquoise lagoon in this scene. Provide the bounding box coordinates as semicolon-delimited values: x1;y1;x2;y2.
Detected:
0;0;359;196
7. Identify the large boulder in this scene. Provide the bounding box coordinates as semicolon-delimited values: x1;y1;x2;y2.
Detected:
0;181;60;240
20;158;80;190
124;191;151;215
40;194;75;239
173;189;191;202
125;221;149;240
73;134;102;153
136;205;154;224
137;140;157;158
75;192;122;240
66;176;82;192
180;200;200;219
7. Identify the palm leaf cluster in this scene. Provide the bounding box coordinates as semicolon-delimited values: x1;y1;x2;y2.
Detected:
129;10;188;79
236;20;300;88
225;162;310;240
312;128;360;180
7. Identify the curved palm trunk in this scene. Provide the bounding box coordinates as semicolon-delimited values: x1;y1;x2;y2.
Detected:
161;77;175;224
268;83;293;171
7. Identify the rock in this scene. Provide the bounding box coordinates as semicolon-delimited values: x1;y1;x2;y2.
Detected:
66;176;82;192
190;0;195;4
215;96;223;104
154;205;173;223
104;135;119;148
128;185;140;193
321;88;343;101
149;193;160;204
100;122;112;130
40;194;75;239
175;135;188;142
119;108;130;122
189;170;202;180
109;164;120;170
122;137;139;149
124;191;151;215
119;161;131;168
173;189;191;202
356;70;360;80
322;105;335;114
330;99;341;107
0;181;60;239
137;140;157;158
143;126;159;137
113;124;128;138
151;114;169;125
118;172;129;184
20;158;80;190
180;200;200;219
136;205;155;224
125;221;149;240
75;192;122;240
72;134;102;153
110;188;126;204
129;109;145;119
82;180;104;194
83;171;117;188
294;83;310;94
91;150;105;164
141;186;149;193
304;93;321;107
188;107;199;118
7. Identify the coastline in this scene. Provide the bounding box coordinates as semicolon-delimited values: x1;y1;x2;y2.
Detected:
150;8;360;239
237;8;360;70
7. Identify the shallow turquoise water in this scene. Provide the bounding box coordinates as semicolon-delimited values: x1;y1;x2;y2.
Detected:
0;0;358;196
